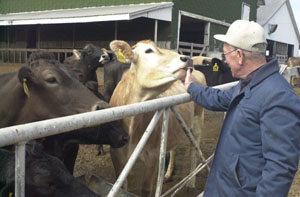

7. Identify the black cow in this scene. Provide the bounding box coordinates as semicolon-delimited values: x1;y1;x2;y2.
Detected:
193;57;238;86
41;117;128;174
63;44;110;100
64;44;110;84
103;55;130;102
64;46;130;103
0;52;129;173
0;141;99;197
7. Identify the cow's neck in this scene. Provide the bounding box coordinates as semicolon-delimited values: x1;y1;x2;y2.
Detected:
0;73;26;128
131;66;177;102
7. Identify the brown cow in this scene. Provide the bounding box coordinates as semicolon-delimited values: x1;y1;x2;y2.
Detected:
109;40;206;196
287;57;300;67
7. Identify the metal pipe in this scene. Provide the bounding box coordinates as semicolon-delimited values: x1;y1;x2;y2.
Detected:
0;93;191;147
154;19;158;44
107;110;163;197
15;142;27;197
161;154;214;197
170;154;214;197
212;81;238;90
155;108;170;197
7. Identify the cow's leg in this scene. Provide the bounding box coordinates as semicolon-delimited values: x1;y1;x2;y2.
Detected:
141;150;159;197
186;106;204;189
164;150;175;182
110;145;129;190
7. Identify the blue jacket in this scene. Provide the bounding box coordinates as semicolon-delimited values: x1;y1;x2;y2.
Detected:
188;59;300;197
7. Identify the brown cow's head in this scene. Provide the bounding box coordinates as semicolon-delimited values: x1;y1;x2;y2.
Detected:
110;40;193;100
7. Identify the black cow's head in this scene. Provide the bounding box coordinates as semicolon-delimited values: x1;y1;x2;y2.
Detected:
0;141;99;197
66;44;110;84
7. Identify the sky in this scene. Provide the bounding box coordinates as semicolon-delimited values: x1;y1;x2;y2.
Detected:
289;0;300;56
290;0;300;31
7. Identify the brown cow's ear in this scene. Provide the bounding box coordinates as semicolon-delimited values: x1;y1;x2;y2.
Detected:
18;67;33;97
110;40;133;61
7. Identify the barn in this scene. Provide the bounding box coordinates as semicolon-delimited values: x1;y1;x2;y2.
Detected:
0;0;259;66
257;0;300;63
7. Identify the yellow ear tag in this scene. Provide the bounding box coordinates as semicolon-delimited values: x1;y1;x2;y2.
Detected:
9;192;13;197
213;63;219;72
23;78;30;97
117;49;126;63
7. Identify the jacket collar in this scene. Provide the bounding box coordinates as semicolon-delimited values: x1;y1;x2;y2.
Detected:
234;58;279;98
248;58;279;88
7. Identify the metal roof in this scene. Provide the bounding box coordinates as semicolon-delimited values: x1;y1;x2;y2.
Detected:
257;0;285;26
257;0;300;43
0;2;173;26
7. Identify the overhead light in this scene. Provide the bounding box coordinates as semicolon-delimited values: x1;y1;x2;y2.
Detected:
268;24;278;34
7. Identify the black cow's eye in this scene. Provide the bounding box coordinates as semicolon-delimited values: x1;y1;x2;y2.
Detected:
46;77;57;84
145;48;153;53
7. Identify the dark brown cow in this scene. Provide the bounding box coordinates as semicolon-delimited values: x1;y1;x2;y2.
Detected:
0;141;99;197
0;58;101;127
0;52;129;173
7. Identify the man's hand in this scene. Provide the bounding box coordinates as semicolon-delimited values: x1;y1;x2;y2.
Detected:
184;68;193;91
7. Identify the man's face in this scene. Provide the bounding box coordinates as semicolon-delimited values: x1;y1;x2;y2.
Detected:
223;43;242;79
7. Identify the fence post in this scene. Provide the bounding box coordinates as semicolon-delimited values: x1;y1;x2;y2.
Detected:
155;108;170;197
15;142;27;197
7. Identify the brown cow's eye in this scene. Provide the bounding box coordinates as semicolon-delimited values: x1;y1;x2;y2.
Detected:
145;48;153;53
46;77;57;84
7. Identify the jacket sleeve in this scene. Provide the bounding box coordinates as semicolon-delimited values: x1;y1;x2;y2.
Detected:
257;89;300;196
187;83;235;111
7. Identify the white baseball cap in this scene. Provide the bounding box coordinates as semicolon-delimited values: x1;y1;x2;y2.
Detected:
214;20;267;53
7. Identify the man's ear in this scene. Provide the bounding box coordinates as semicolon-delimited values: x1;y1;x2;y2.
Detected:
236;49;244;65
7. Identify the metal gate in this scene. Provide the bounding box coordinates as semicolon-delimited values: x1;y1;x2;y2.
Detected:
0;81;238;197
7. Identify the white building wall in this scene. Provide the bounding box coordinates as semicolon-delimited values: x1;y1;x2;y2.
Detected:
262;3;299;56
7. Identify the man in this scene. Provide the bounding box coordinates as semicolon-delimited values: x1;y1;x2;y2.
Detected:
184;20;300;196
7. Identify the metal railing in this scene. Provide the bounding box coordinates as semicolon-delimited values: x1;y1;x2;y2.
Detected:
0;81;238;197
0;48;75;65
178;41;208;57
